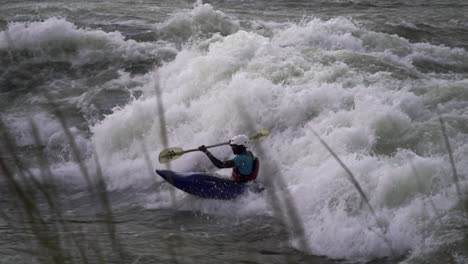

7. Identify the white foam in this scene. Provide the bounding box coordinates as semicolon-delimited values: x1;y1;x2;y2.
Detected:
156;3;239;42
89;10;468;261
0;17;173;65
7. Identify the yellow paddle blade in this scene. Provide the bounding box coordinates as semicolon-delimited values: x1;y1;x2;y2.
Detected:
158;130;270;164
249;130;270;142
158;147;184;163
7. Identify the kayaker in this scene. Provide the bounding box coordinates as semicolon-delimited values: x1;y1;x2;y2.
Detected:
198;135;259;183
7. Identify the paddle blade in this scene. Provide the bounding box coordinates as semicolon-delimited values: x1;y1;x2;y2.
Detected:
158;147;184;163
249;130;270;142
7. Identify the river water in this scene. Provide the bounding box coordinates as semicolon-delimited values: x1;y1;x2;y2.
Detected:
0;0;467;263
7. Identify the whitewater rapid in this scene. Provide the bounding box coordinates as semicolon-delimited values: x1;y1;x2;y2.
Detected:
88;4;468;261
1;2;467;263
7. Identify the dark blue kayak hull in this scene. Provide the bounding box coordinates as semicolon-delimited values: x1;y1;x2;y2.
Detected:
155;170;246;200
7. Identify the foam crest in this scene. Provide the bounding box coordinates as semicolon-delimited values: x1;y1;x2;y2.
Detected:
0;17;168;65
273;18;365;52
156;3;239;43
272;17;468;74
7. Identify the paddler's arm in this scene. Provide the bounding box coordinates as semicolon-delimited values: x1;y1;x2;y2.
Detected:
198;145;235;169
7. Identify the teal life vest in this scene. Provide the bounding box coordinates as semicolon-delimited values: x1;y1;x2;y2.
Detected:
232;151;259;183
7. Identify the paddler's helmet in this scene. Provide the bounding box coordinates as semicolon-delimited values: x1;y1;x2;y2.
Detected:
229;134;249;147
230;134;249;155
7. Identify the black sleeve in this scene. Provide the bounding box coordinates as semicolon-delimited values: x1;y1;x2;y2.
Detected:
204;151;235;169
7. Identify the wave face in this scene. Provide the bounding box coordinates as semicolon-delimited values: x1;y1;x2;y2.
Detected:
1;1;467;263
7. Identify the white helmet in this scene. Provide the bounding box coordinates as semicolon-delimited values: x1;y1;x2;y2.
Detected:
229;134;249;147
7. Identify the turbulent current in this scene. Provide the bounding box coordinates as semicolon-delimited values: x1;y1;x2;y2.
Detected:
0;1;467;263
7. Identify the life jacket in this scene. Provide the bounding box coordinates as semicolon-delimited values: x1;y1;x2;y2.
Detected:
232;157;260;183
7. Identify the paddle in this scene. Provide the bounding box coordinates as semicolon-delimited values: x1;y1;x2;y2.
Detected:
158;130;270;163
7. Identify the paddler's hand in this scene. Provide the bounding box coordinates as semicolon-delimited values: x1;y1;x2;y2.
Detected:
198;145;208;153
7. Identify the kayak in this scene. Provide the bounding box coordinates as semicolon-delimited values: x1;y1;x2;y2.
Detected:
155;170;262;200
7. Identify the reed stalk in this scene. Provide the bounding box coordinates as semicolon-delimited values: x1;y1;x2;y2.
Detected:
46;95;124;263
308;128;396;257
437;112;468;252
237;106;321;264
153;70;180;263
